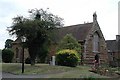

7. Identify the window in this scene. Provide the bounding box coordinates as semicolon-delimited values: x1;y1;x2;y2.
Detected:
93;32;99;52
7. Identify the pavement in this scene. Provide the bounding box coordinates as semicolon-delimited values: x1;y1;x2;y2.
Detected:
1;72;48;80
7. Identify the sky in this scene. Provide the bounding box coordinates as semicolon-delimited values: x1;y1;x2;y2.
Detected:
0;0;119;49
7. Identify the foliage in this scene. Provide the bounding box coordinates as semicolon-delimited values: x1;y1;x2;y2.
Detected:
37;43;49;63
2;49;14;63
0;49;2;62
7;8;63;65
5;39;13;49
57;34;81;54
90;63;119;77
25;57;31;64
56;49;80;67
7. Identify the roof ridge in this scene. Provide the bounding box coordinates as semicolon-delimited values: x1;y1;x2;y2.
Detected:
65;22;93;27
58;22;93;29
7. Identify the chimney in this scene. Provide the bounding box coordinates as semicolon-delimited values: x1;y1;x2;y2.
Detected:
116;35;120;42
93;12;97;22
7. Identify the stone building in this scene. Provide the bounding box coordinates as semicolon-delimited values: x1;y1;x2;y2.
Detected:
51;12;108;64
12;37;29;62
106;35;120;67
12;13;108;64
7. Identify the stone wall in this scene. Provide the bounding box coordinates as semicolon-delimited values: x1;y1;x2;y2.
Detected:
83;21;108;65
12;42;29;63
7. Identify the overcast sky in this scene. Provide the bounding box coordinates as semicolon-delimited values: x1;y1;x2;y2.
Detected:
0;0;119;49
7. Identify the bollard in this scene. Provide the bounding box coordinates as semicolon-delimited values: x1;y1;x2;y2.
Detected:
52;56;55;66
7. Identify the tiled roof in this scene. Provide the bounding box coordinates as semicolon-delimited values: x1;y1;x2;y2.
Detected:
106;40;117;52
55;22;93;42
106;40;120;52
12;37;22;44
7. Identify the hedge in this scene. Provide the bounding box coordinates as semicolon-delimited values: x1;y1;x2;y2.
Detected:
56;49;80;67
2;49;14;63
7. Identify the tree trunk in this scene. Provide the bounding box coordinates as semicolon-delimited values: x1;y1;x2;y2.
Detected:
28;46;37;66
31;59;35;66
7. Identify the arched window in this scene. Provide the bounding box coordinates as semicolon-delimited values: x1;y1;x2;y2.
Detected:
16;48;19;58
93;32;100;52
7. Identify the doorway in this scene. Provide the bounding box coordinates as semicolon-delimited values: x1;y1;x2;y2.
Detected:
95;54;99;63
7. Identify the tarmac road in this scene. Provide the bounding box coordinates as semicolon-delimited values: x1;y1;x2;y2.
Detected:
1;71;47;80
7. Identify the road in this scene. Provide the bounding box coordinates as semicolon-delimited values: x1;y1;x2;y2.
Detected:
1;72;48;80
1;71;120;80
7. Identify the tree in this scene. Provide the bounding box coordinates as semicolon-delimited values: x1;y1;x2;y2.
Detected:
37;42;49;63
2;49;14;63
8;8;63;65
5;39;13;49
0;49;2;62
57;34;81;54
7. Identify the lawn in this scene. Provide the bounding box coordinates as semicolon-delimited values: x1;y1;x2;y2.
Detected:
2;63;111;78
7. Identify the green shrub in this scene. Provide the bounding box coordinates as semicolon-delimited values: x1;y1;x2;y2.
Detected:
2;49;14;63
57;34;81;64
57;34;81;54
25;57;31;64
56;49;80;67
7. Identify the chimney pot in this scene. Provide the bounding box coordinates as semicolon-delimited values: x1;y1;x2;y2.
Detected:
116;35;120;42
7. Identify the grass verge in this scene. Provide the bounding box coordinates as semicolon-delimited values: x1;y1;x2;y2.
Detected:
2;63;110;78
